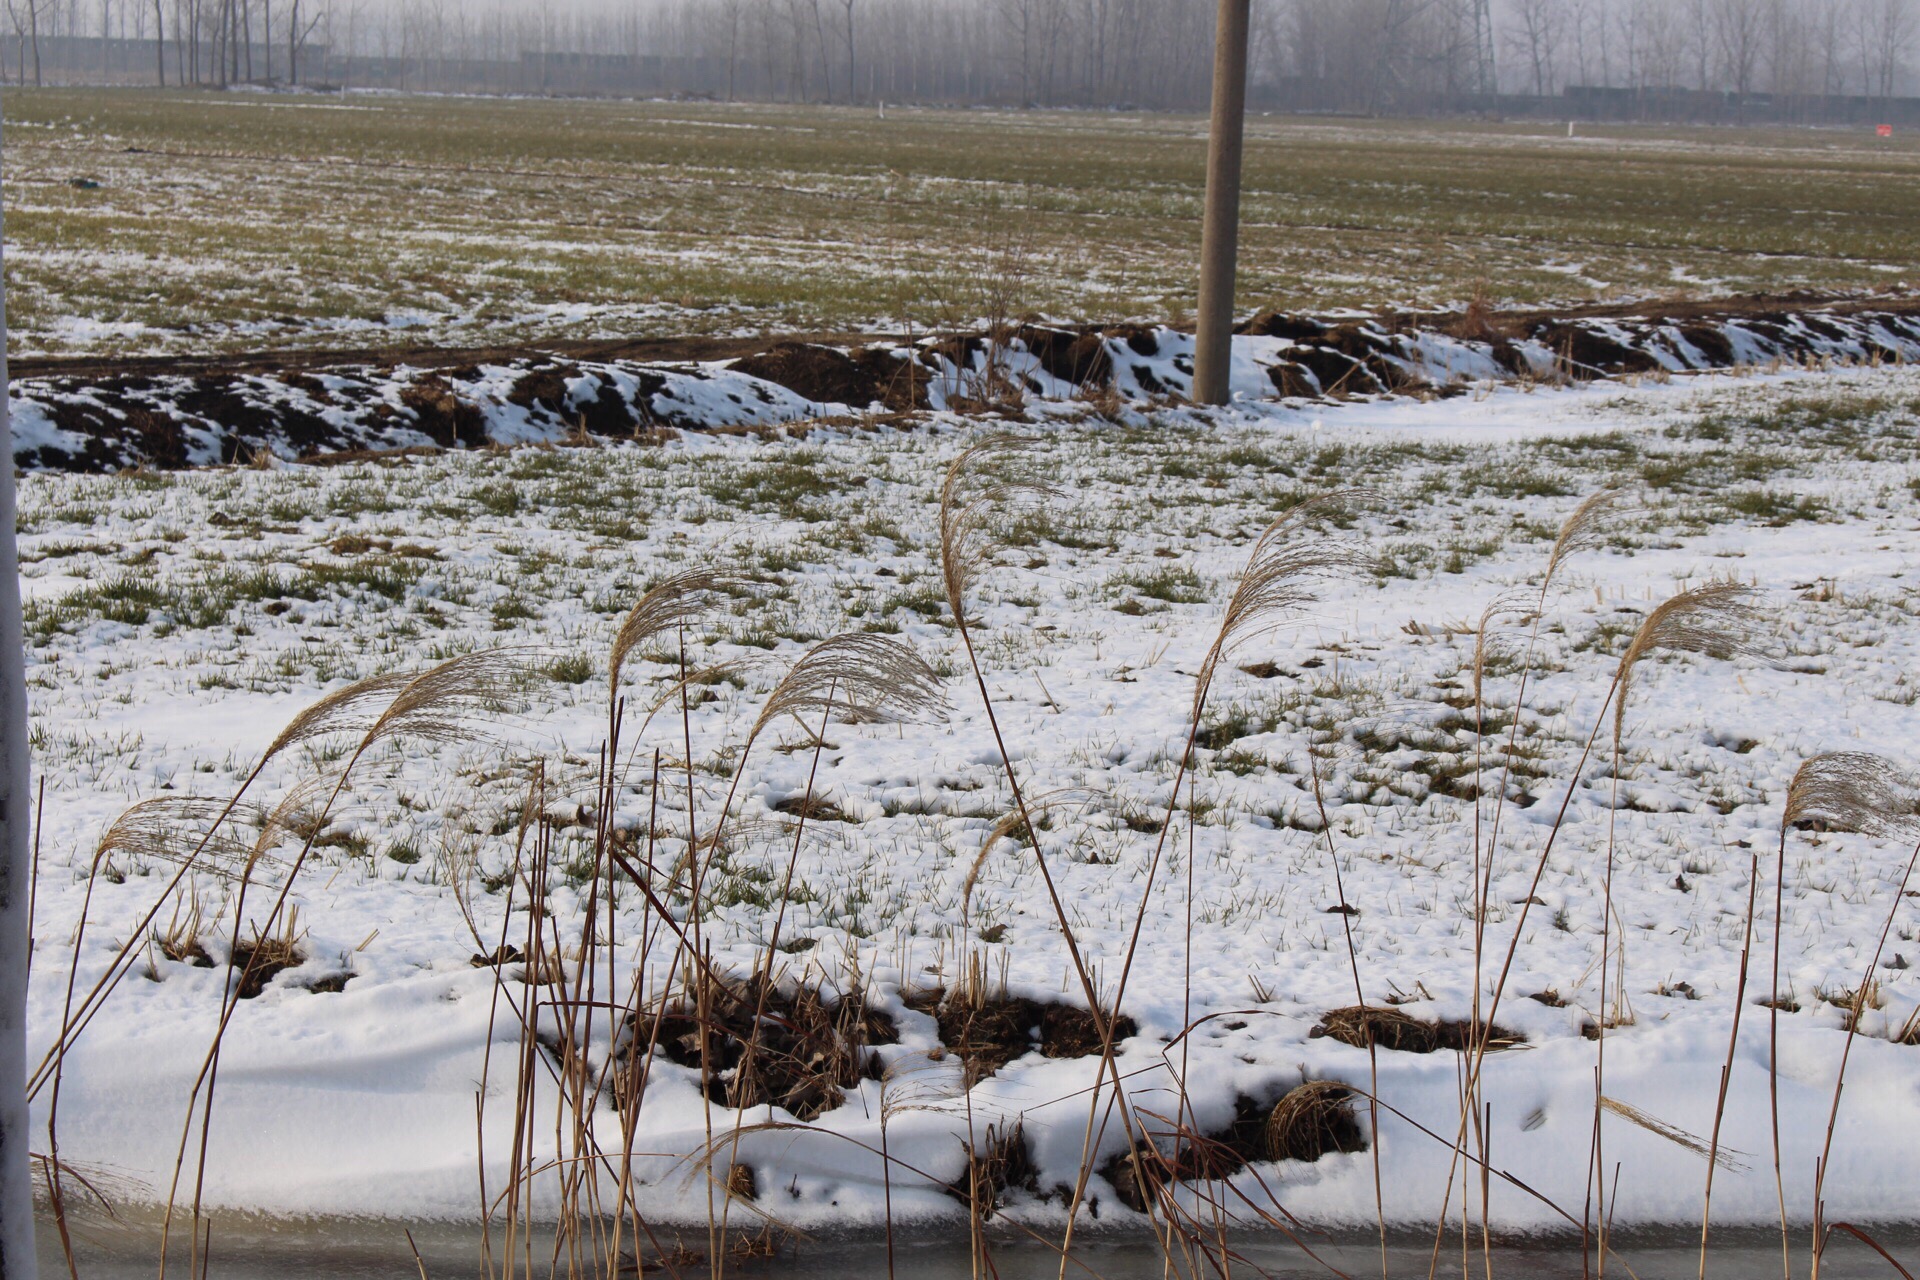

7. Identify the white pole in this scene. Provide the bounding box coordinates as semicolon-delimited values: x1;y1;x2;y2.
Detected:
0;83;42;1280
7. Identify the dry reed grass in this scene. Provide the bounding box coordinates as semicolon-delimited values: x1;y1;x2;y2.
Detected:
43;444;1920;1280
1262;1081;1367;1164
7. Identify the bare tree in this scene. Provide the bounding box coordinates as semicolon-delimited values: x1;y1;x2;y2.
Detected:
1865;0;1915;97
1714;0;1766;97
838;0;855;100
1505;0;1565;94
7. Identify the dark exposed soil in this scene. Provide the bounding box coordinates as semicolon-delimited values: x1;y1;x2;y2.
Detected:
907;989;1138;1080
400;375;488;447
1013;325;1113;388
13;291;1919;473
229;937;305;1000
1310;1004;1525;1054
729;341;925;412
619;976;897;1122
1102;1079;1368;1212
14;290;1914;387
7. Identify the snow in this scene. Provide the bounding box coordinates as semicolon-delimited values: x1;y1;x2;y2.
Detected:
18;363;1920;1234
16;305;1920;474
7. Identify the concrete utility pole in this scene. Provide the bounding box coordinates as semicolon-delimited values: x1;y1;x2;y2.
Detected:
0;87;41;1280
1192;0;1250;406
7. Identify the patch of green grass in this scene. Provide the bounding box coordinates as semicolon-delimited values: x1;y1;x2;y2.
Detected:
1112;566;1207;604
1722;488;1827;524
547;653;596;684
701;457;852;522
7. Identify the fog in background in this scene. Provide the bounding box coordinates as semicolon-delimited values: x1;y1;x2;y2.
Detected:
4;0;1915;116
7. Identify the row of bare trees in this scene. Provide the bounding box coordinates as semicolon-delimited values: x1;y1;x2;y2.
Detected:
2;0;324;85
1497;0;1915;100
1;0;1914;108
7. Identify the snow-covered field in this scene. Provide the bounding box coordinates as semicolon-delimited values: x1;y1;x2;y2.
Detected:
19;364;1920;1242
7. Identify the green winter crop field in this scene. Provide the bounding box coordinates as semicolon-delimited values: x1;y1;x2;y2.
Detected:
4;86;1918;356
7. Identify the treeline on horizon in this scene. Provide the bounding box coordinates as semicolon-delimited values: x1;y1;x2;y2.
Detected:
3;0;1915;117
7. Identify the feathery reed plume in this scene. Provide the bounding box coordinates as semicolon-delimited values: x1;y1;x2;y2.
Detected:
1469;590;1536;718
630;659;762;738
693;633;947;888
939;434;1056;627
1772;752;1920;1280
1614;583;1764;741
1599;1097;1747;1171
1191;489;1374;719
91;797;260;883
747;633;947;742
357;648;531;752
1593;581;1760;1260
609;568;736;690
30;1154;142;1227
167;647;535;1277
1759;753;1912;1278
1783;752;1920;839
28;664;441;1101
259;670;419;763
1546;487;1635;586
939;434;1169;1271
245;773;347;882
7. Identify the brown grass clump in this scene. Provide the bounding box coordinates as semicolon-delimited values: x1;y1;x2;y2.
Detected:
1310;1005;1521;1054
947;1122;1039;1221
1262;1080;1368;1163
621;975;897;1121
917;989;1137;1082
1311;1005;1435;1053
154;891;214;969
227;908;306;1000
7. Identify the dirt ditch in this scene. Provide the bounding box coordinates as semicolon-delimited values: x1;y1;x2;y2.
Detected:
13;291;1918;473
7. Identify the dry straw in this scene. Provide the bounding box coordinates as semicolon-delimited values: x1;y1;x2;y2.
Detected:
938;433;1057;628
1614;582;1765;741
609;567;738;690
748;632;947;742
1783;751;1920;838
1191;488;1374;719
